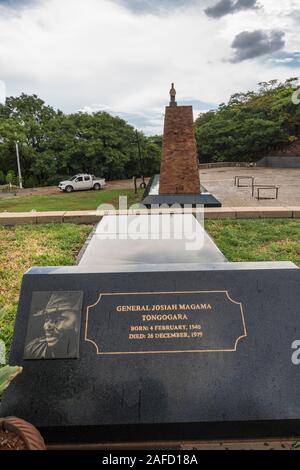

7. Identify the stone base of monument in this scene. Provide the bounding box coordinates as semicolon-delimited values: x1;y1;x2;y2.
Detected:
2;213;300;445
142;175;221;208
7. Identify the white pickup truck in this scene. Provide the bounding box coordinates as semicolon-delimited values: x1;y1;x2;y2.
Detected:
58;174;106;193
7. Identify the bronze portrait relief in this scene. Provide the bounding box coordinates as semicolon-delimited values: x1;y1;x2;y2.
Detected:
24;291;83;360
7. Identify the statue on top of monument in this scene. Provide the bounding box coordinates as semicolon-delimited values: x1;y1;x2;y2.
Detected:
169;83;177;107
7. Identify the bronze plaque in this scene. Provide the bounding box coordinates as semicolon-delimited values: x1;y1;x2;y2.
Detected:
85;290;247;355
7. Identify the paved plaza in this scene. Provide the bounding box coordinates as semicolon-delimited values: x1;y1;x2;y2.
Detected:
202;167;300;207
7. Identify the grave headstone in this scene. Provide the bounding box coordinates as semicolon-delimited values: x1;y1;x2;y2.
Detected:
2;214;300;443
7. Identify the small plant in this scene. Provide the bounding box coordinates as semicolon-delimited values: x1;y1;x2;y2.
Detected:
0;365;46;450
0;365;23;397
5;170;15;188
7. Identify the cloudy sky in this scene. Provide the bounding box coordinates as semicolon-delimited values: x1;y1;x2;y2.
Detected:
0;0;299;134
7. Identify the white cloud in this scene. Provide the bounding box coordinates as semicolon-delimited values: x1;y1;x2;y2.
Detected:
113;0;200;14
274;58;293;64
0;0;299;134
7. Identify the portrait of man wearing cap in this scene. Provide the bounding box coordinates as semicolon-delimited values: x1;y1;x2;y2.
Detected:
24;291;83;359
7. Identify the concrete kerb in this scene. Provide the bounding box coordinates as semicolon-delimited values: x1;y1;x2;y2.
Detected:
0;212;37;226
203;208;236;219
35;211;65;224
234;207;294;219
0;207;299;226
286;207;300;218
63;211;103;224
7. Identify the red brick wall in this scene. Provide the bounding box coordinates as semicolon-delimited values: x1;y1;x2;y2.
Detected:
159;106;200;194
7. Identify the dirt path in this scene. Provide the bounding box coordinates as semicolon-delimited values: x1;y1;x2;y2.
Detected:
0;178;149;199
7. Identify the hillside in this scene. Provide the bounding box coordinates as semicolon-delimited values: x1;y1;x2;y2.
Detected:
266;138;300;156
195;78;300;163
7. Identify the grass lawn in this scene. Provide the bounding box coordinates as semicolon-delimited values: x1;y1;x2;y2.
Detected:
0;218;299;358
0;224;92;359
0;188;143;212
206;219;300;265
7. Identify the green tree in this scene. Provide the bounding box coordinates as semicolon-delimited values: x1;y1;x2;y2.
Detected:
0;93;162;186
5;170;15;187
195;78;300;163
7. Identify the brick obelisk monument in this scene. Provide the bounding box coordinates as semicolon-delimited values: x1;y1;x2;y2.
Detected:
159;83;201;195
142;84;221;207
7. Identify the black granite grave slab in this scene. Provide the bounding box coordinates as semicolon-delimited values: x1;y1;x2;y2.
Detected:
2;266;300;442
79;214;227;266
142;193;222;208
141;175;222;208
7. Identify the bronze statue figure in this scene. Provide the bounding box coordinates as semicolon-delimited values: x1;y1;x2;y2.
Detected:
169;83;177;107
